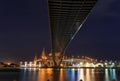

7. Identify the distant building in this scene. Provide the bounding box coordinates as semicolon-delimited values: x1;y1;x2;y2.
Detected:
20;48;120;68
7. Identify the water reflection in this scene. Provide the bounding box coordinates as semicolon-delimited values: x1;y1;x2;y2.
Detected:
38;68;55;81
59;69;64;81
86;69;90;81
105;69;109;81
91;69;95;81
110;69;117;81
77;69;80;80
80;69;84;81
112;69;117;80
0;68;119;81
18;68;120;81
71;68;75;81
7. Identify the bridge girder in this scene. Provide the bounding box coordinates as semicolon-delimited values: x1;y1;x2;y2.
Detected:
48;0;98;67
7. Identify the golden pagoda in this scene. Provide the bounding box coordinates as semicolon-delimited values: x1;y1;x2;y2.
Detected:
41;48;47;60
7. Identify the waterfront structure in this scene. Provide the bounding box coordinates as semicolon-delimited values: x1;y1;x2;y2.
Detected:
20;49;120;68
0;62;18;68
48;0;98;67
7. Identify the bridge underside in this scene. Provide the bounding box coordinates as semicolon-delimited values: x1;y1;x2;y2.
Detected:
48;0;98;67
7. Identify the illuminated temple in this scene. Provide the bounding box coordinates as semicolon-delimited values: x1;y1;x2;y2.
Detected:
20;49;120;68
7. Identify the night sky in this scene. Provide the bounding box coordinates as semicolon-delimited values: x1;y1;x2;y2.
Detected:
0;0;120;63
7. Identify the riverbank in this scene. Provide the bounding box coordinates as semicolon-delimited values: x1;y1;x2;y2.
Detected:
20;66;120;69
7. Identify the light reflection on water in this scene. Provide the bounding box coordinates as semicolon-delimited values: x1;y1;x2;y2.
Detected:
80;69;84;81
0;68;119;81
105;69;109;81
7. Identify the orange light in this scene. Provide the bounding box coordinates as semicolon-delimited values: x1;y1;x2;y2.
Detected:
7;62;11;65
60;64;63;67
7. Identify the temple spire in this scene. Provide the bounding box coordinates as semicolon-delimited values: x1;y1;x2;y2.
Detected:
41;48;47;59
34;53;38;62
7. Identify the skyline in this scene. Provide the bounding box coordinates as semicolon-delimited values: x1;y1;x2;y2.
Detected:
0;0;120;63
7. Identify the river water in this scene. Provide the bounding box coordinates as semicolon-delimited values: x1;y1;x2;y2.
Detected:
0;68;120;81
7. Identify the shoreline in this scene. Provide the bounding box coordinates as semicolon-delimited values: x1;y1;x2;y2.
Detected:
21;67;120;69
0;67;120;70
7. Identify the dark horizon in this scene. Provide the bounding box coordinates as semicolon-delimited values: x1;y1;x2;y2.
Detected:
0;0;120;63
